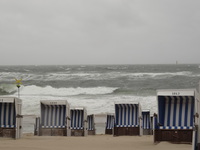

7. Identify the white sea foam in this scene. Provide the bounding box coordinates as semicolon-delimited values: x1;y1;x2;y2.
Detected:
0;71;194;82
11;93;157;116
0;84;17;93
18;85;118;96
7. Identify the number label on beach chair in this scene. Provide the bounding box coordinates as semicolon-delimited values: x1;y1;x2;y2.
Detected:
172;92;180;95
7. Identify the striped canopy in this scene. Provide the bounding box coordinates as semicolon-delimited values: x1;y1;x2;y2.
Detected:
41;104;66;128
87;115;94;130
115;104;139;127
0;102;16;128
71;109;84;129
158;96;194;128
106;114;114;129
142;111;150;129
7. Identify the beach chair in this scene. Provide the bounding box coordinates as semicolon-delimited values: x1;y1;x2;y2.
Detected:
94;114;107;134
105;114;114;135
153;89;200;145
87;114;95;135
37;100;71;136
0;97;22;139
142;110;151;135
70;107;88;136
114;103;143;136
150;115;154;135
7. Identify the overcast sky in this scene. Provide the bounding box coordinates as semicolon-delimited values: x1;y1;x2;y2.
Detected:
0;0;200;65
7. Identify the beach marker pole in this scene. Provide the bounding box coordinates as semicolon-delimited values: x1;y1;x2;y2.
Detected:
17;85;20;98
15;78;22;98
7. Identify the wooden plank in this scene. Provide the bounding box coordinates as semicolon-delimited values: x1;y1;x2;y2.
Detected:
71;129;84;136
40;129;52;136
52;129;66;136
88;130;95;135
105;129;112;135
114;127;139;136
143;129;151;135
155;129;193;143
2;129;15;138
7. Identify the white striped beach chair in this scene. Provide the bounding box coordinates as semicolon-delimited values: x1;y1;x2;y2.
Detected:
114;103;143;136
70;107;88;136
154;89;200;145
37;100;71;136
93;114;107;135
0;97;22;139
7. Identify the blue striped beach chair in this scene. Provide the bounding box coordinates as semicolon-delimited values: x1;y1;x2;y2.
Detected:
154;89;200;145
70;107;88;136
105;114;114;134
0;97;22;139
150;115;154;135
37;100;71;136
142;110;151;135
114;103;143;136
87;114;95;135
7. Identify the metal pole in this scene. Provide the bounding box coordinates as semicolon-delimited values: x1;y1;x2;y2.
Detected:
17;85;20;98
18;87;19;98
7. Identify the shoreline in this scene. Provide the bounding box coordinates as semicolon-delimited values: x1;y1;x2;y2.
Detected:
0;134;192;150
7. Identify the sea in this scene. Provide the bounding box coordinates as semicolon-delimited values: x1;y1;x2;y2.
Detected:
0;64;200;134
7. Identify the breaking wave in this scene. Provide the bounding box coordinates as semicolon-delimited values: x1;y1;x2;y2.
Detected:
18;85;118;96
0;84;17;95
0;71;193;82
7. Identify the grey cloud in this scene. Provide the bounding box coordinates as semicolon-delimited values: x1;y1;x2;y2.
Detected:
0;0;200;65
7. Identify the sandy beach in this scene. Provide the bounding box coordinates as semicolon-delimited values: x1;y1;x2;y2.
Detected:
0;134;192;150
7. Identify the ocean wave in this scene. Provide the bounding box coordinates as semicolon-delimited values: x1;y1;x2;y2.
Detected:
0;71;194;82
125;71;192;79
0;84;18;95
18;85;118;96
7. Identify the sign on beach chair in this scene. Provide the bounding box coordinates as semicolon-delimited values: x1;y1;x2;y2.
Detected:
153;89;200;145
114;103;143;136
0;97;22;139
87;114;95;135
70;107;88;136
36;100;71;136
142;110;151;135
105;114;114;135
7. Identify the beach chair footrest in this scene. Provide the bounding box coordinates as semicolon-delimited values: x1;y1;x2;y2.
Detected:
40;128;67;136
71;129;85;136
154;129;192;143
114;127;139;136
105;129;113;135
0;128;15;138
